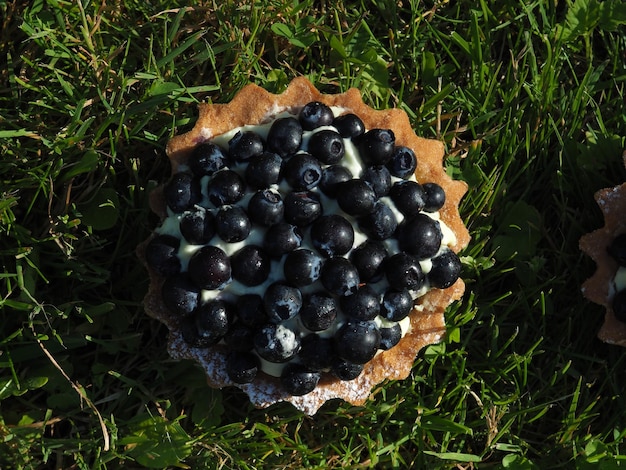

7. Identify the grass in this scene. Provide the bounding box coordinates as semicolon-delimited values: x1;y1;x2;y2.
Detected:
1;0;626;467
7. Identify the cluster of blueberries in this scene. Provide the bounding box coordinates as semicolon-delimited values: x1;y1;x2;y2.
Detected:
610;235;626;322
145;101;462;396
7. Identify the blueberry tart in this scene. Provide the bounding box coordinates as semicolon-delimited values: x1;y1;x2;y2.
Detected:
138;77;471;414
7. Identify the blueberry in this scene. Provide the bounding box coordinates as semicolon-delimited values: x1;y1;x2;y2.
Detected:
320;257;360;296
163;172;201;213
215;205;251;243
380;288;413;321
397;214;443;259
340;284;380;321
298;334;334;371
263;223;303;258
357;201;398;240
188;142;229;176
161;275;200;316
333;113;365;138
188;299;232;347
361;165;391;198
226;351;260;383
283;249;324;286
236;293;267;327
336;179;377;216
187;245;231;290
349;240;388;282
245;151;283;189
145;234;181;275
387;146;417;179
206;169;245;207
307;130;345;164
384;252;424;290
283;153;322;190
331;357;364;380
284;191;322;226
231;245;271;286
263;282;303;323
334;320;381;364
299;101;334;130
389;180;426;216
379;323;402;350
613;289;626;323
423;182;446;212
179;208;216;245
319;164;353;197
254;323;301;363
280;363;321;396
310;214;355;258
248;189;284;226
299;292;338;331
608;234;626;266
267;117;303;157
223;322;255;352
358;129;395;166
428;249;462;289
228;130;264;162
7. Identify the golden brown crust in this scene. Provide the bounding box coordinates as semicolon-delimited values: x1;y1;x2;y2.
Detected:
140;77;470;414
580;182;626;346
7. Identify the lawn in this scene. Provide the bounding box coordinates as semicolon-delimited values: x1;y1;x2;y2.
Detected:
1;0;626;468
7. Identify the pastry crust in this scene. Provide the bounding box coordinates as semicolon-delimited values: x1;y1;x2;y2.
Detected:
139;77;470;414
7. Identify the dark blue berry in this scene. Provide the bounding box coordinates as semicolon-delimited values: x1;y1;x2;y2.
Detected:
263;222;303;258
381;289;413;321
423;182;446;212
340;284;380;321
284;191;322;226
206;169;245;207
349;240;388;282
179;208;215;245
263;282;303;323
333;113;365;138
236;294;267;327
379;323;402;350
331;358;364;380
280;363;321;396
188;142;229;176
319;164;353;197
384;252;424;290
283;153;322;190
231;245;271;286
428;249;461;289
389;180;425;216
163;172;201;213
283;249;324;286
310;214;355;258
248;189;284;226
358;129;395;166
228;130;264;162
299;101;334;130
334;321;381;364
245;151;283;189
397;214;442;259
215;205;251;243
387;146;417;179
357;201;398;240
336;179;377;216
267;117;303;157
299;292;338;331
226;351;260;383
224;322;255;352
161;275;199;316
190;299;232;346
307;130;345;164
609;234;626;266
145;234;180;275
187;245;231;290
298;334;334;371
361;165;391;198
321;257;360;296
613;289;626;323
254;323;301;362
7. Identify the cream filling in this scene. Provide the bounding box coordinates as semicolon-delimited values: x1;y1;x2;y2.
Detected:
156;107;457;377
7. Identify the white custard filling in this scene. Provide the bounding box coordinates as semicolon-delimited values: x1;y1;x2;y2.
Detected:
157;106;457;377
